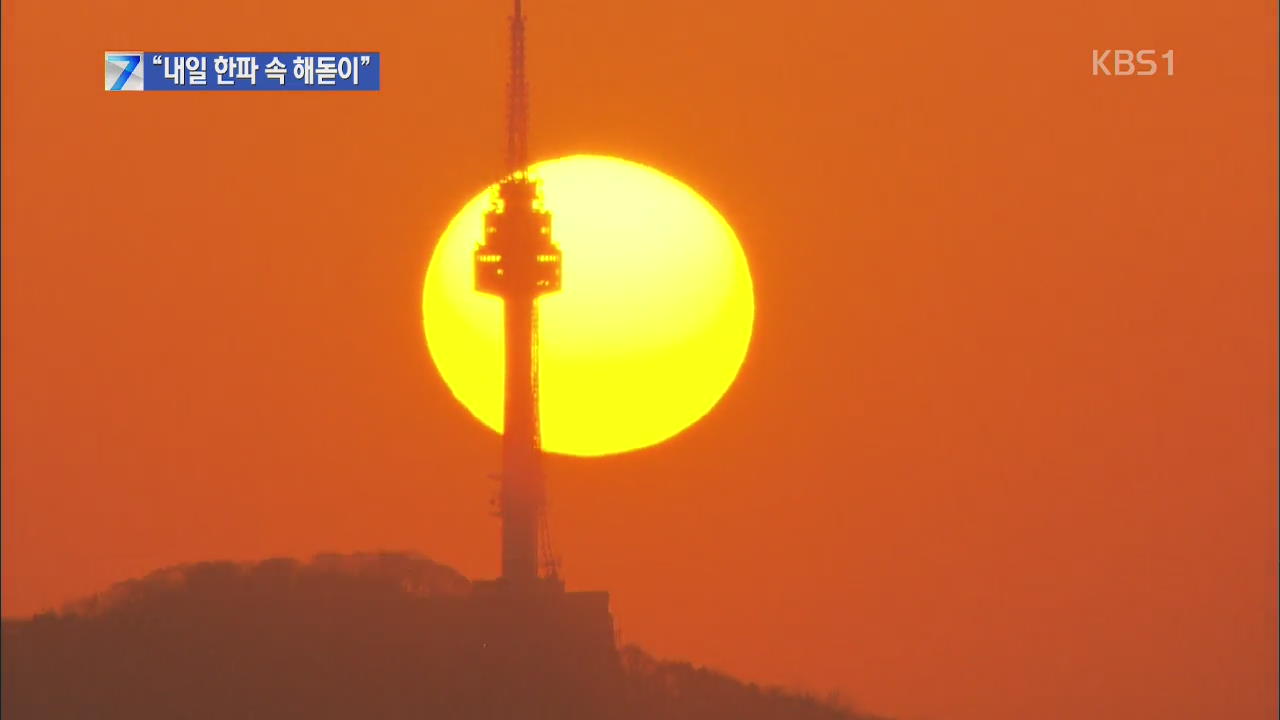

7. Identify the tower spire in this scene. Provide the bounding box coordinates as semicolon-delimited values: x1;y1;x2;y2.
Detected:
506;0;529;173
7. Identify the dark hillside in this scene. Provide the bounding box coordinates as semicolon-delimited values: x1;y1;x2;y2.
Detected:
2;553;884;720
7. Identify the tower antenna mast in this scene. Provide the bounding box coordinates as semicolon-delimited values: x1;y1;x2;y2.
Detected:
506;0;529;174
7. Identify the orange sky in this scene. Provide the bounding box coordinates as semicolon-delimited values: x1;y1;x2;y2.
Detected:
3;2;1277;719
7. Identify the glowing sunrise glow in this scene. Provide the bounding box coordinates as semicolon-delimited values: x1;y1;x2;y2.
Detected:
423;155;754;457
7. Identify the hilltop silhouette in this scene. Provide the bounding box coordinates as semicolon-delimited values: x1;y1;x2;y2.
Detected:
2;553;886;719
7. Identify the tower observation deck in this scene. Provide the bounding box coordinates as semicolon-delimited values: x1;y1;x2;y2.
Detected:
474;0;564;589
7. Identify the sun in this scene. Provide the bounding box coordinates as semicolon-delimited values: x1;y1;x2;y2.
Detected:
422;154;754;457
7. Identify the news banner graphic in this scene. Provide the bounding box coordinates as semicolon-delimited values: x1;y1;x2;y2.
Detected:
105;52;381;91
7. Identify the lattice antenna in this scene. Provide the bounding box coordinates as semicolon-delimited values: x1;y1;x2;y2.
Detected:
506;0;529;174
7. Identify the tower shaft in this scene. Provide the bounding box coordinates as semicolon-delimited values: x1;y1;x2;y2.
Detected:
501;293;540;582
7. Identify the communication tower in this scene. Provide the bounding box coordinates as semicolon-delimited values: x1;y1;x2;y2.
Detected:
474;0;564;589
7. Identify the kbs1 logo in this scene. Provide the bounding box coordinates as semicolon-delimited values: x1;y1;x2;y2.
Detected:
1092;49;1175;76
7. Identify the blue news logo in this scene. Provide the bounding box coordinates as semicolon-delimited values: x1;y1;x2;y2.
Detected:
105;52;144;91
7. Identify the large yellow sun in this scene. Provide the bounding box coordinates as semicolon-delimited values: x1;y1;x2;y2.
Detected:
422;155;754;457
